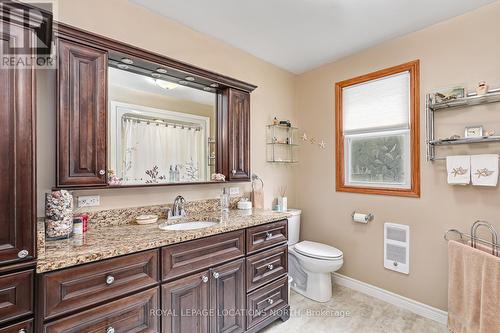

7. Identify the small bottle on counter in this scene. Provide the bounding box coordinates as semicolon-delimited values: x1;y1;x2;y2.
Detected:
220;187;230;212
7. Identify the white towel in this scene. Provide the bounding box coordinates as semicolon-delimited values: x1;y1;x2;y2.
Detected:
471;154;499;187
447;155;471;185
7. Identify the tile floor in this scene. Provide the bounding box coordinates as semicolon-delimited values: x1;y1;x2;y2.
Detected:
262;285;448;333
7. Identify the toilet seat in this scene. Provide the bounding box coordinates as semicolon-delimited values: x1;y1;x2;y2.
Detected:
294;241;343;260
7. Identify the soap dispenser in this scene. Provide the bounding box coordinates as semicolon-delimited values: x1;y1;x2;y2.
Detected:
220;187;230;212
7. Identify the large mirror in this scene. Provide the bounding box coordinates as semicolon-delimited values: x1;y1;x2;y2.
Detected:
107;64;217;186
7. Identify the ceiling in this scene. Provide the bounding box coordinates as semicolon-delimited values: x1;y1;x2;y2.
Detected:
131;0;497;73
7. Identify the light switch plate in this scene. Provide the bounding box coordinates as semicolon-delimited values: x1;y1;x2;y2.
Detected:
77;195;100;208
229;187;240;196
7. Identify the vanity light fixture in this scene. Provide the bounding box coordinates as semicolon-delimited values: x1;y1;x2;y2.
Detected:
203;87;213;92
210;83;219;88
185;76;195;81
178;80;189;85
151;73;161;78
121;57;134;64
117;63;129;70
155;79;178;90
156;68;168;74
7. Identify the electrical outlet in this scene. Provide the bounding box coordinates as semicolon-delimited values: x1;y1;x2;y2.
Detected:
77;195;100;208
229;187;240;196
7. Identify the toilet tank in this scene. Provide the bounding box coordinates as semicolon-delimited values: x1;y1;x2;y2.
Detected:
287;209;301;246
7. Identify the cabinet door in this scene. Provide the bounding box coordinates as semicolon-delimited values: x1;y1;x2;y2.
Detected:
57;38;107;187
210;259;245;333
162;271;210;333
227;89;250;181
0;21;36;265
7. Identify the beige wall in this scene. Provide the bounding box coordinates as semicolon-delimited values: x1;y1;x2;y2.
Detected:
36;0;298;215
36;0;500;312
295;2;500;310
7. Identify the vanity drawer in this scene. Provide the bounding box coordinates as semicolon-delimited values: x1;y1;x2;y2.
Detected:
246;244;288;292
41;249;158;320
43;287;159;333
162;230;245;282
0;270;33;325
246;220;288;254
246;276;288;329
0;319;33;333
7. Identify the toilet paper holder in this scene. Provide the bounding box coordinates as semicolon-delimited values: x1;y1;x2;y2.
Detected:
352;212;374;223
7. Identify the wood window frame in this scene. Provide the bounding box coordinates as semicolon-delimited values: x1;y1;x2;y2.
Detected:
335;60;420;198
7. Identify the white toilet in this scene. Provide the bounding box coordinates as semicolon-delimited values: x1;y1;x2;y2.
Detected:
287;209;343;302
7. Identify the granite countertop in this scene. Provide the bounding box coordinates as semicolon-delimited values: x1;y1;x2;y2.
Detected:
36;209;291;273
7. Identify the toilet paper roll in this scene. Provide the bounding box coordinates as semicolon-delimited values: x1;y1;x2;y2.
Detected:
353;213;370;223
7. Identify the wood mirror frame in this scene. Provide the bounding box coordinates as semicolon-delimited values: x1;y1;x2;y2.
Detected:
54;23;256;189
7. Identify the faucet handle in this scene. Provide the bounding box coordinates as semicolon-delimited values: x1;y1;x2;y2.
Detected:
161;207;171;219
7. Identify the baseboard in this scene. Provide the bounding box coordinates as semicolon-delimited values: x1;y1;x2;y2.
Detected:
332;273;448;325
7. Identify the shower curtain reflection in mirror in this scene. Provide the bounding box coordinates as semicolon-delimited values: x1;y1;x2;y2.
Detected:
109;102;210;185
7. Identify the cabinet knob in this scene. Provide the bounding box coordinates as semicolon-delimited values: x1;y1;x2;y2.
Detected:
201;275;209;283
17;250;29;258
18;329;27;333
267;298;274;305
105;275;115;285
212;271;220;279
99;169;106;176
265;232;273;240
106;327;115;333
231;169;236;175
267;264;274;270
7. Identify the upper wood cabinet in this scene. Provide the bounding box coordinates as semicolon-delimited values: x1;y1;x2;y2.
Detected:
57;38;108;187
55;24;254;189
219;88;251;181
0;17;36;265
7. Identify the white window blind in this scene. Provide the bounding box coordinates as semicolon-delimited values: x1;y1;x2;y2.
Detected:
343;71;410;134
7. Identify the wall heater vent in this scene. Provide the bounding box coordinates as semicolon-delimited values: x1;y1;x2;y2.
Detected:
384;223;410;274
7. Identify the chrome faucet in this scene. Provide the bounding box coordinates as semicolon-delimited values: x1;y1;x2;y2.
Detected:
172;195;186;217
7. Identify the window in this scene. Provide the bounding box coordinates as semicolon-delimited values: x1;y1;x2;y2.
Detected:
335;61;420;197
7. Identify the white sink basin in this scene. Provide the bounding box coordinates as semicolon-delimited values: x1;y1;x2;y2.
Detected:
159;221;218;231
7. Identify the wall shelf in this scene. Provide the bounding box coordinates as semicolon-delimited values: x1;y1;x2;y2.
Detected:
426;88;500;161
266;124;299;163
429;89;500;111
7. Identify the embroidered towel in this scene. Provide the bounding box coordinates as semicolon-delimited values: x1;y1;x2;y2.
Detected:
446;155;470;185
448;240;500;333
471;154;499;187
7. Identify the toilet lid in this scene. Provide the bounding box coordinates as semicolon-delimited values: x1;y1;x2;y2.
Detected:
294;241;343;260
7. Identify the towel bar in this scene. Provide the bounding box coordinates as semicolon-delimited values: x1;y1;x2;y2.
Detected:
445;220;499;256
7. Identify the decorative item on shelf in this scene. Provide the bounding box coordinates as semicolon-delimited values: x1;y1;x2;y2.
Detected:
279;120;291;127
476;81;489;96
441;134;462;142
464;126;484;138
251;173;264;209
211;173;225;181
45;190;74;240
485;129;496;137
432;85;466;103
272;117;280;125
277;185;288;212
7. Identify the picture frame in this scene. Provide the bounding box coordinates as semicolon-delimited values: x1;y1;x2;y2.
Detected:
432;85;467;104
464;125;484;138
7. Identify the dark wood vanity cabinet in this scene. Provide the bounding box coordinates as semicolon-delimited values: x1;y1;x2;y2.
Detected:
226;89;251;181
56;38;108;187
36;220;289;333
